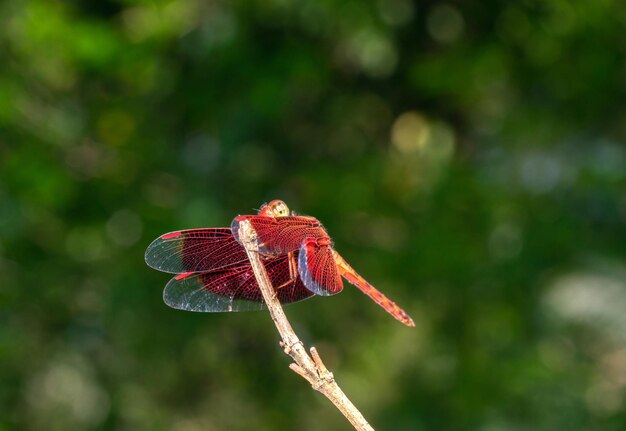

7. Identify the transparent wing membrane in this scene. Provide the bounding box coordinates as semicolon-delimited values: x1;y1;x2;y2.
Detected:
162;253;315;313
163;268;266;312
145;228;248;274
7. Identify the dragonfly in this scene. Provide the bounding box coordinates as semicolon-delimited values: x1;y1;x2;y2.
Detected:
145;200;414;326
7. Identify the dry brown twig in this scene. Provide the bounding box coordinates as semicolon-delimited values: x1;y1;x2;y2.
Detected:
237;220;375;431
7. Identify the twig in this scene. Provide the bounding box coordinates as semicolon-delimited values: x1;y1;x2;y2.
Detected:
237;220;375;431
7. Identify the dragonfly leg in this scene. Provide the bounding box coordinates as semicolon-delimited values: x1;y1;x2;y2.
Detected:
287;251;298;279
271;252;299;294
274;278;297;291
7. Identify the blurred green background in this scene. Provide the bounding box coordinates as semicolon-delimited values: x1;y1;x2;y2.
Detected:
1;0;625;430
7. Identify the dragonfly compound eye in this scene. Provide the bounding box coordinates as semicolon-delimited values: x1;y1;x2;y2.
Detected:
269;200;290;217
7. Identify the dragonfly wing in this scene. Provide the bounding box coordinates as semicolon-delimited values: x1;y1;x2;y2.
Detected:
163;253;315;312
231;215;326;254
297;239;343;296
266;252;316;304
164;268;265;312
145;228;248;274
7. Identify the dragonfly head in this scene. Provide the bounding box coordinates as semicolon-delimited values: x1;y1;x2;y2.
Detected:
259;200;290;217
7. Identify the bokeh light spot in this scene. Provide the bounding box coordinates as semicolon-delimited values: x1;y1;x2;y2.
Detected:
65;142;109;179
489;222;523;260
519;152;563;194
65;226;108;262
106;209;143;247
546;269;626;343
144;172;183;208
427;4;465;44
391;112;431;154
97;110;135;146
26;355;110;428
378;0;414;26
344;30;398;77
391;112;455;161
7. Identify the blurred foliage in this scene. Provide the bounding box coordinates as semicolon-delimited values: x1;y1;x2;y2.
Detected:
1;0;625;430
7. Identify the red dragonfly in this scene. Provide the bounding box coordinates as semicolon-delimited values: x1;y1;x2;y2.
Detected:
145;200;414;326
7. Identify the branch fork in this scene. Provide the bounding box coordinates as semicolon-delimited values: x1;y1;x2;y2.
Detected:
237;220;375;431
